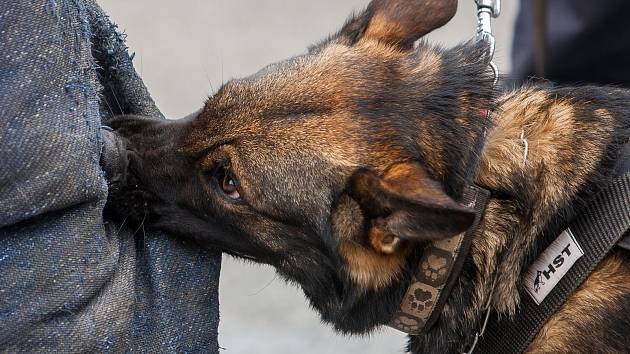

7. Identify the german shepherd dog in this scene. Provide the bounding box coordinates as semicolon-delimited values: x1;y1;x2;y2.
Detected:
108;0;630;352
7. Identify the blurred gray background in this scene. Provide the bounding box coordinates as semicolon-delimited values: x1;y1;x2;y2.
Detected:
98;1;516;353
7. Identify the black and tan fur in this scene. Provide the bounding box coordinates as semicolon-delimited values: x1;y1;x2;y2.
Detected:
107;1;630;352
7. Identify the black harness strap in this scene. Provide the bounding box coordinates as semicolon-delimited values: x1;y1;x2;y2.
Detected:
476;171;630;353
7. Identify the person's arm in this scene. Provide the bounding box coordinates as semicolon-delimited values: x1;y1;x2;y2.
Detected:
0;1;220;352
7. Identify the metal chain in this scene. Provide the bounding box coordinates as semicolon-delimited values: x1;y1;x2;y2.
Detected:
460;4;502;353
475;0;501;84
462;278;496;354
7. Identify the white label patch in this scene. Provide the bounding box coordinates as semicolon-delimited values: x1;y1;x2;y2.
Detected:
523;229;584;305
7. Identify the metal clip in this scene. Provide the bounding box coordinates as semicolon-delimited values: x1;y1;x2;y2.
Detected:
475;0;501;83
476;0;501;18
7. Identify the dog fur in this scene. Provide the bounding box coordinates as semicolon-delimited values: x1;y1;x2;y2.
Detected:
107;1;630;352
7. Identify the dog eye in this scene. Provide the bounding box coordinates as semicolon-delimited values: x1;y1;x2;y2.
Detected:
215;166;242;200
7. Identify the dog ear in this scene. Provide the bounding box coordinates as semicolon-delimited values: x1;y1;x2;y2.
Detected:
347;162;474;254
336;0;457;50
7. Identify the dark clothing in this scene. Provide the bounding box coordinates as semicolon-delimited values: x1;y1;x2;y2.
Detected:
512;0;630;87
0;1;220;352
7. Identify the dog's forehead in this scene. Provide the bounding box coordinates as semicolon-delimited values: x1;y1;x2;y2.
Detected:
213;41;437;119
190;41;451;173
199;42;443;146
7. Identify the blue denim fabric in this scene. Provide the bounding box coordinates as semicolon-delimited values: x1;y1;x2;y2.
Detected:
0;1;220;352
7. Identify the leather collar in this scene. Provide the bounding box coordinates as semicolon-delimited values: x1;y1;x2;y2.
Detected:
389;184;490;334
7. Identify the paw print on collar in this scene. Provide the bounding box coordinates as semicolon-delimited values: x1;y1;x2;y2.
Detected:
409;288;434;313
416;247;453;286
390;312;424;333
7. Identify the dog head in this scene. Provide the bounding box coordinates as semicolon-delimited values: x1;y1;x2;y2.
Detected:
110;0;495;333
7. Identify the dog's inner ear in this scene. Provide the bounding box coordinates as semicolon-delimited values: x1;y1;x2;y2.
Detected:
339;0;457;50
348;162;475;254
